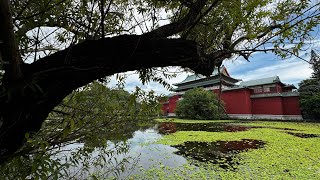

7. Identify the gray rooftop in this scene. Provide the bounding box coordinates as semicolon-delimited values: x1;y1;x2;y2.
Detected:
174;74;206;85
238;76;281;87
174;65;226;85
174;79;220;91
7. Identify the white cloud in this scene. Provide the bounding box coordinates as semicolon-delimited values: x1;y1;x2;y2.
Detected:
224;38;320;87
229;58;313;87
223;57;248;72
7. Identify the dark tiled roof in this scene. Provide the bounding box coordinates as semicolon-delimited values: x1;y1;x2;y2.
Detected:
173;65;238;86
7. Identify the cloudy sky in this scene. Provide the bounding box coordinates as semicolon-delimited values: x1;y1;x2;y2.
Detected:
108;38;320;95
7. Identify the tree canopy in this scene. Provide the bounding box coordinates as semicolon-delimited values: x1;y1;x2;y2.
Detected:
0;0;319;162
299;50;320;120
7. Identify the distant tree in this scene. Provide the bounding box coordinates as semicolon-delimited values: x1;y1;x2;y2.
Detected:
310;50;320;79
175;88;226;120
299;50;320;121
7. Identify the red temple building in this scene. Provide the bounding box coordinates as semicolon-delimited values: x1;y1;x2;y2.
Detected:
162;66;302;120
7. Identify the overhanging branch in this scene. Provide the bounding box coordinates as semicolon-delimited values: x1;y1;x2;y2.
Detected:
0;35;218;159
143;0;211;38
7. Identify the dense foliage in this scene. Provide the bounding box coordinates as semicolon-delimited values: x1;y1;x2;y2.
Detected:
9;0;319;62
0;82;162;179
299;50;320;121
175;88;226;119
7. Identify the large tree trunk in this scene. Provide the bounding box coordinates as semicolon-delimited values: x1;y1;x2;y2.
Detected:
0;35;216;161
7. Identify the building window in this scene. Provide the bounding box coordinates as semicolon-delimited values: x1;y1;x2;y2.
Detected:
254;88;263;93
270;87;277;92
263;87;270;93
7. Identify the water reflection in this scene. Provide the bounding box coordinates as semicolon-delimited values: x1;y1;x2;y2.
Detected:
172;139;266;169
158;122;177;134
158;122;300;134
104;127;189;178
56;125;189;179
157;122;252;134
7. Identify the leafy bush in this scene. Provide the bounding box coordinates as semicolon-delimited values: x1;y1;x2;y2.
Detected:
175;88;226;120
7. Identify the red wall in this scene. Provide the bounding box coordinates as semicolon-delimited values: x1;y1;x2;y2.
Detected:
162;103;169;114
162;88;301;116
251;97;283;115
168;95;179;113
282;96;301;115
221;89;252;114
276;84;283;93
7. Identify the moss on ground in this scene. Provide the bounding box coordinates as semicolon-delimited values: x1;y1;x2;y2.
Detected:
134;119;320;179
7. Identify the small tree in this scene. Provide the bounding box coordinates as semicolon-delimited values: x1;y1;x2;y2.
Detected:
299;79;320;120
175;88;226;120
299;50;320;120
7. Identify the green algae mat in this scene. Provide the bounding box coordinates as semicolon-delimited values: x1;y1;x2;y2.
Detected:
133;119;320;179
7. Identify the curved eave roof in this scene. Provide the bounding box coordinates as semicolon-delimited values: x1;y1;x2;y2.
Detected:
174;74;240;87
284;84;297;89
173;78;236;92
174;65;240;86
173;74;206;85
174;79;220;91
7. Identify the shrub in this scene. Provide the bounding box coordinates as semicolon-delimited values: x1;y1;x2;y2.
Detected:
175;87;226;120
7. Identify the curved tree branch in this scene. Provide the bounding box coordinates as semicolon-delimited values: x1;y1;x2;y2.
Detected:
0;35;217;160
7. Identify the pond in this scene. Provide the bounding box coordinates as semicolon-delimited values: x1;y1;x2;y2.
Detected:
59;121;269;178
58;124;188;178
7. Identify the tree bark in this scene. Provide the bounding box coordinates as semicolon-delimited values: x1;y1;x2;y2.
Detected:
0;35;216;161
0;0;23;80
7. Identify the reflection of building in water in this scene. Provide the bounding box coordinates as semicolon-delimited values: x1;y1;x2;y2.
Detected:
158;122;177;134
162;66;302;120
172;139;265;169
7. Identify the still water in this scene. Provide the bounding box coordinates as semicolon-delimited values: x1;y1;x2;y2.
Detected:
57;122;267;179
